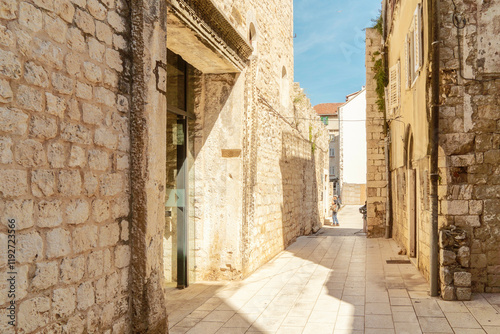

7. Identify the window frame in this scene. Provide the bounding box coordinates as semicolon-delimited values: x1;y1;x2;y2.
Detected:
405;3;423;89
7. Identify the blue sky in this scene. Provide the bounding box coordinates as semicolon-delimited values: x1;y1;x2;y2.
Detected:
293;0;381;106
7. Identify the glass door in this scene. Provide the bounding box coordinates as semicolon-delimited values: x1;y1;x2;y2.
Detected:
164;50;195;288
165;112;188;288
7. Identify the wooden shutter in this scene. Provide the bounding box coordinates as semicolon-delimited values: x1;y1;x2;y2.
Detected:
405;34;410;89
389;62;400;111
414;3;422;72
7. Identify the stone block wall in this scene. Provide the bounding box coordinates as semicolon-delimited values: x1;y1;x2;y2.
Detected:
438;0;500;294
243;84;328;275
439;226;472;300
341;183;366;205
0;0;131;332
365;28;387;238
165;0;327;283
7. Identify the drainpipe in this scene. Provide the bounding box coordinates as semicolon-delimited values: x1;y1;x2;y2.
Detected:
380;0;392;239
429;0;440;297
385;132;392;239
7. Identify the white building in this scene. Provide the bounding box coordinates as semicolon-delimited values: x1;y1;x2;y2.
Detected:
339;88;367;205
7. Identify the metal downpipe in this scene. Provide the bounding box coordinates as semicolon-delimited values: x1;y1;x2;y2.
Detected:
385;133;392;239
430;0;440;297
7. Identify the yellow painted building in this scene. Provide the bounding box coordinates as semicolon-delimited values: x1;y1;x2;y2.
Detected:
368;0;500;300
386;0;432;282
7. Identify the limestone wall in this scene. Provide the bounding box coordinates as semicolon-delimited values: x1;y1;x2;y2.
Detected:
437;0;500;295
341;183;366;205
161;0;327;283
243;84;328;275
365;28;387;237
0;0;329;331
0;0;132;332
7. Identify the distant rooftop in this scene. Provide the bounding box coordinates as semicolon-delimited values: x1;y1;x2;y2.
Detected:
345;86;366;102
313;103;344;116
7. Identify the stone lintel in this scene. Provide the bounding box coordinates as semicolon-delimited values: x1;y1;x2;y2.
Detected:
167;0;252;73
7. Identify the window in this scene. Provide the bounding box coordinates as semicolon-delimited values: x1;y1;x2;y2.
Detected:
388;61;400;114
329;134;335;142
405;4;423;88
329;148;335;157
330;166;335;175
248;22;258;52
321;116;329;126
249;23;256;46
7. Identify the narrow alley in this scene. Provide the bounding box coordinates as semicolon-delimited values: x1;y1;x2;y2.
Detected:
1;0;499;331
166;206;500;334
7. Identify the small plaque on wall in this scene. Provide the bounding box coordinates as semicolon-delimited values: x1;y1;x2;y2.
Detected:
221;149;241;158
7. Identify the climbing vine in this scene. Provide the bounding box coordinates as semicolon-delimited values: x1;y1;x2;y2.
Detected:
309;125;318;154
371;11;383;35
372;52;387;115
371;12;387;118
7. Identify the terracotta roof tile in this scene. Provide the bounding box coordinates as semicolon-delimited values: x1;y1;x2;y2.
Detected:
313;103;344;116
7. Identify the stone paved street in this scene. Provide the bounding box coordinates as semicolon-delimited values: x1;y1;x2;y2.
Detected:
165;206;500;334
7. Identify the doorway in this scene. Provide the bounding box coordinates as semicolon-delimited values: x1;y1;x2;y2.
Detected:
164;50;196;288
407;135;417;258
409;168;417;257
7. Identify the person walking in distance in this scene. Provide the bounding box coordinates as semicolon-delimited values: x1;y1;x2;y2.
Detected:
331;195;340;226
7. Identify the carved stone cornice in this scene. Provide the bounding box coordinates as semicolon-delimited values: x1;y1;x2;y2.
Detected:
168;0;253;71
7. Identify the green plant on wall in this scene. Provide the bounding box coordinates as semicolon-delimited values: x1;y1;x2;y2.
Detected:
309;125;318;154
293;95;303;104
373;54;387;114
293;89;308;104
370;11;387;116
371;10;383;35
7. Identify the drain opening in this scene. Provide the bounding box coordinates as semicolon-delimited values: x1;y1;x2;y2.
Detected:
386;259;411;264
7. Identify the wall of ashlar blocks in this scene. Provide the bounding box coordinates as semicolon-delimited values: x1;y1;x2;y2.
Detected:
0;0;131;332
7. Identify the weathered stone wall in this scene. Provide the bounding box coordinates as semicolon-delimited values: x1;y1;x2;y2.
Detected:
190;71;246;281
341;183;366;205
0;0;133;332
242;83;328;276
187;76;328;282
365;28;387;237
163;0;327;283
437;0;500;295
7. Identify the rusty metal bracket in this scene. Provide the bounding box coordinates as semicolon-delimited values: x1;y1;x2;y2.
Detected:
153;60;167;96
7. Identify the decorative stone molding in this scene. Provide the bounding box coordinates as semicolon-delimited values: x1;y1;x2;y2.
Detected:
168;0;253;71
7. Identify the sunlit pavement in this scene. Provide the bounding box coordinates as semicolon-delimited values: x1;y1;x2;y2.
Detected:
165;205;500;334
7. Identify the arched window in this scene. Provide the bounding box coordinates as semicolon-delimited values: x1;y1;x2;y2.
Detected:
281;66;289;108
249;23;257;47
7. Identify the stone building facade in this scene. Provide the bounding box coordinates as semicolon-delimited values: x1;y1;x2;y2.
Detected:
0;0;328;332
366;0;500;300
314;103;342;186
314;102;342;219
